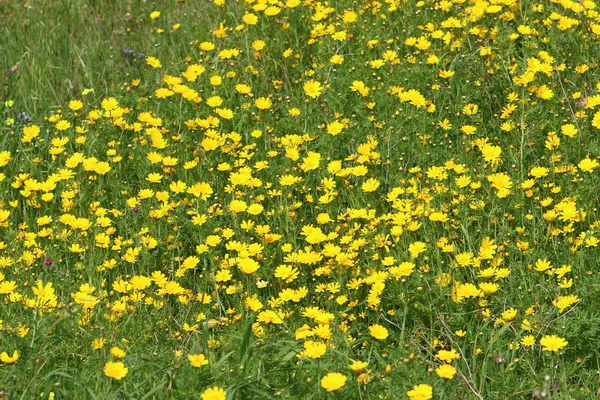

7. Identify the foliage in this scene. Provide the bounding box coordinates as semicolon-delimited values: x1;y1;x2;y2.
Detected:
1;0;600;398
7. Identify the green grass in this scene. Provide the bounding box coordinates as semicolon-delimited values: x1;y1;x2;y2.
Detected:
1;0;600;399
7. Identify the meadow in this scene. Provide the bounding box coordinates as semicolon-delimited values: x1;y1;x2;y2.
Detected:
1;0;600;398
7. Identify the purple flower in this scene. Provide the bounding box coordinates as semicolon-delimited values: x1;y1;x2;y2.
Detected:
43;252;53;266
18;112;31;122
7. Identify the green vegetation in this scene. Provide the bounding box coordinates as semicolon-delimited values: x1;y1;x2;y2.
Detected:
1;0;600;399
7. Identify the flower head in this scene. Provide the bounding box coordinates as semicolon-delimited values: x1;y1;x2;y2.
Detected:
369;324;389;340
435;364;457;379
104;361;128;380
201;386;227;400
321;372;347;392
0;350;19;365
540;335;568;352
303;80;323;98
407;384;433;400
188;353;209;367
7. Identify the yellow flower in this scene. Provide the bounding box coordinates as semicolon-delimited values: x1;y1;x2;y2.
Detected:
553;294;580;313
237;257;260;275
561;124;578;137
101;97;119;111
300;151;321;172
104;361;128;380
501;308;518;322
0;280;17;294
255;97;272;110
68;100;83;111
534;258;552;273
487;172;512;198
94;162;111;175
435;364;456;379
460;125;477;135
0;350;19;365
0;154;9;169
592;110;600;129
257;309;283;324
303;79;323;98
330;55;344;64
536;84;554;100
146;173;163;183
188;353;209;367
22;125;40;142
55;120;71;131
326;120;344;135
150;11;161;19
301;340;327;359
264;5;281;16
342;10;357;22
199;42;215;51
92;338;106;350
252;40;266;51
361;178;380;193
242;13;258;25
229;199;248;213
247;203;263;215
578;157;599;173
146;56;161;68
480;144;502;166
201;386;226;400
521;335;535;347
349;80;369;96
110;346;126;359
389;262;415;278
320;372;347;392
408;241;427;258
368;324;389;340
155;88;175;98
245;295;263;311
540;334;568;352
438;69;455;79
462;103;479;115
435;348;460;363
407;384;433;400
349;360;368;373
235;84;252;94
529;166;549;178
479;282;499;295
17;326;29;337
